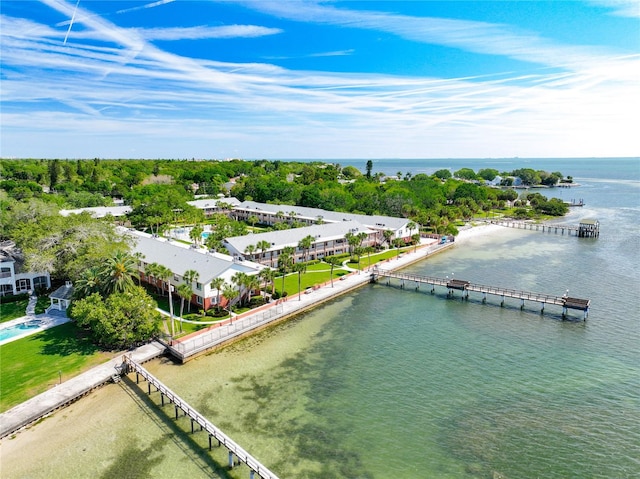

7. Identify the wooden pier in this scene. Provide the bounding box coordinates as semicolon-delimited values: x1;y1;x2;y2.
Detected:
371;269;591;319
486;219;599;238
120;357;280;479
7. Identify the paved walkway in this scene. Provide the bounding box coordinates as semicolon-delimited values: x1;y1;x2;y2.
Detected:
0;341;165;438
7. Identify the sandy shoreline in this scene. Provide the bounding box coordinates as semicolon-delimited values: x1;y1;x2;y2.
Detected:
455;222;506;244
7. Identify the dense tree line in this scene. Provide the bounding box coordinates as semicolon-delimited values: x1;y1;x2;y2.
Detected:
2;158;569;239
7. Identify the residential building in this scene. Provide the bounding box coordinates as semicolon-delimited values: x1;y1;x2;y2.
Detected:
224;221;377;267
123;229;265;311
0;242;50;296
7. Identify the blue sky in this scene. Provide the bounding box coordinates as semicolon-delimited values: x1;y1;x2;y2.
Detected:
1;0;638;159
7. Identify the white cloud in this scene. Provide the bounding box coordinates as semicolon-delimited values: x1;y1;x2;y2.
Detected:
0;1;638;158
138;24;282;41
587;1;640;18
238;0;620;70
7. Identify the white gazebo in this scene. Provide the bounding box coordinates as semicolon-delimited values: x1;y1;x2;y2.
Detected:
49;281;74;311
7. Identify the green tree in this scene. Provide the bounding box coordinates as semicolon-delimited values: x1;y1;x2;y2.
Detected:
182;269;199;312
256;239;272;266
221;282;239;320
70;287;161;349
293;262;305;301
454;168;477;181
100;250;138;295
153;264;175;337
74;266;103;298
176;283;193;331
190;224;204;246
433;169;452;180
298;234;314;270
365;160;373;179
325;256;342;287
209;277;225;312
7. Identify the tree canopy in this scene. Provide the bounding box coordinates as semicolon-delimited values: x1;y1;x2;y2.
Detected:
70;287;162;349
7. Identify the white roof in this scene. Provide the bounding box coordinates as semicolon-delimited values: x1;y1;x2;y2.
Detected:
187;197;240;209
60;206;132;218
123;229;263;283
235;201;408;230
225;221;373;254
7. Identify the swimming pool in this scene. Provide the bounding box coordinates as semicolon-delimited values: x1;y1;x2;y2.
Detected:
0;320;42;344
0;315;71;346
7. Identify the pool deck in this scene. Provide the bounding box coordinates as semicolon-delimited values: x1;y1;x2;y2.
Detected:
0;239;453;439
0;312;71;346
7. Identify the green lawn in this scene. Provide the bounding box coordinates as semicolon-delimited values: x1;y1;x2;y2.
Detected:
0;296;50;323
0;322;116;412
274;264;350;297
345;246;416;270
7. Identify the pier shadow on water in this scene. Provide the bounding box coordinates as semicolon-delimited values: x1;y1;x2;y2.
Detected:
117;375;236;479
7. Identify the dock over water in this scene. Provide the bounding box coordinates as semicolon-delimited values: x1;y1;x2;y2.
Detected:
371;269;591;319
120;357;280;479
486;219;599;238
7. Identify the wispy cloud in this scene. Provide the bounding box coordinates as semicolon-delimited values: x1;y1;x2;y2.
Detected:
239;0;619;70
0;0;638;159
116;0;175;15
587;0;640;18
139;25;282;41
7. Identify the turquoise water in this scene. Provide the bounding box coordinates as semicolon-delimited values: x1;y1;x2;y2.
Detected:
142;158;636;478
0;320;41;343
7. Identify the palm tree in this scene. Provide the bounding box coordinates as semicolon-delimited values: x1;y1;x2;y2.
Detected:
292;262;305;301
190;224;204;246
144;262;161;294
244;274;260;305
231;271;248;306
74;266;102;298
155;264;175;338
364;246;375;270
256;240;271;266
100;251;137;295
244;244;256;261
209;277;225;312
278;247;294;296
411;233;421;253
275;211;285;225
221;282;239;321
298;234;314;271
325;256;342;288
382;229;394;249
258;268;275;297
183;269;199;312
247;215;259;228
176;283;193;331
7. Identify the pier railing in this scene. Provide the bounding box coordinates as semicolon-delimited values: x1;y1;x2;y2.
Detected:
121;357;280;479
371;269;590;318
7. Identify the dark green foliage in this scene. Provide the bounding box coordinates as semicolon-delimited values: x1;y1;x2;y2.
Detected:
70;287;162;349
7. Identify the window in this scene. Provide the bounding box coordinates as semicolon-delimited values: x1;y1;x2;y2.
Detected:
196;282;202;290
16;278;31;292
33;276;48;289
196;296;203;305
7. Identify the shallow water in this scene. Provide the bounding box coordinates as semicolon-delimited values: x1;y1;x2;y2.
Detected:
1;158;639;478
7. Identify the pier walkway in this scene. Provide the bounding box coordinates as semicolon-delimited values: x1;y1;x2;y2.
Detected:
371;269;591;319
0;341;165;439
120;357;279;479
485;219;599;238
